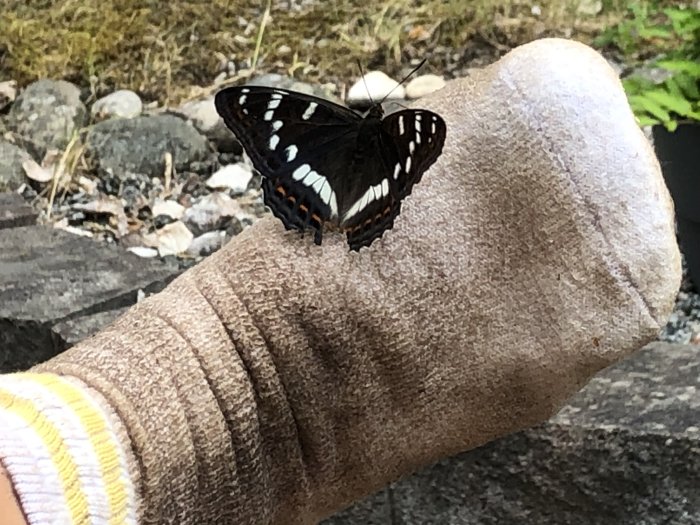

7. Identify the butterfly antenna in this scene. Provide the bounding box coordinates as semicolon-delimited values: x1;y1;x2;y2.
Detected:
357;59;374;106
379;58;427;104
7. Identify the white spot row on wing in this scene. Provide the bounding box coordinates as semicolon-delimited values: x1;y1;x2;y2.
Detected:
290;164;338;217
343;178;389;222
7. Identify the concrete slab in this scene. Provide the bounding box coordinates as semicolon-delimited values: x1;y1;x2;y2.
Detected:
0;192;38;229
324;342;700;524
0;225;180;371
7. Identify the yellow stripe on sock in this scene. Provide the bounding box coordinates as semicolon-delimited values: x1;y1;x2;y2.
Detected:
25;373;131;525
0;387;90;524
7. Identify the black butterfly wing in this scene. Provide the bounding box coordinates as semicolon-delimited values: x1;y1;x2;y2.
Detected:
381;109;446;199
341;109;447;250
215;86;363;242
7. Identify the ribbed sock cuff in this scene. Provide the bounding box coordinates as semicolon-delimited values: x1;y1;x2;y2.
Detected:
0;372;137;524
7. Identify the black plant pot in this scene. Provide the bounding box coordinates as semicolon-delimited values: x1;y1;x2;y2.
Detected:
653;122;700;288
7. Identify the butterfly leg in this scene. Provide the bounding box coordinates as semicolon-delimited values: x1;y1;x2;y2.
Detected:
313;227;323;246
305;209;323;245
297;201;324;246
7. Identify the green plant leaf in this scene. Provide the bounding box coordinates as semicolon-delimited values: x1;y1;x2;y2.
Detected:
664;7;700;35
657;60;700;76
636;115;659;127
665;76;684;99
638;27;674;39
622;76;657;95
644;89;693;116
627;94;671;122
674;74;700;100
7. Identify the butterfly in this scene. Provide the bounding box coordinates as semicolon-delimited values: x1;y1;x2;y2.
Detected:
214;80;446;251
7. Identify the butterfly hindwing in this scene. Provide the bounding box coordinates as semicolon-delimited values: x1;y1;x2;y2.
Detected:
339;109;447;250
379;109;447;200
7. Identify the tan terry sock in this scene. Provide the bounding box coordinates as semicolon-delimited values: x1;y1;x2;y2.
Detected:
36;39;680;524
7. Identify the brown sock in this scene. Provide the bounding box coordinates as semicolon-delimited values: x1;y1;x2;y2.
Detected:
36;39;680;524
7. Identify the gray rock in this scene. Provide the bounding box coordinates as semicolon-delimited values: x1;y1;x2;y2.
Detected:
91;89;143;120
576;0;602;15
53;307;129;348
0;225;180;371
183;192;243;236
388;426;698;524
186;230;227;257
324;342;700;524
151;198;185;220
628;66;673;85
176;97;242;154
0;141;31;191
205;163;253;193
6;79;87;159
248;73;288;88
347;71;405;107
85;114;214;180
661;260;700;344
606;58;625;78
405;74;446;99
557;342;699;436
0;193;38;229
0;80;17;112
324;490;391;525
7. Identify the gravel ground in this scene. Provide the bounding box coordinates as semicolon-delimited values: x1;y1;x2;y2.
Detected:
659;256;699;344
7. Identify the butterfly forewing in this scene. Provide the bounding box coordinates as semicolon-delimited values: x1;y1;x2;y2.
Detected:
215;86;363;241
215;87;360;173
215;84;447;251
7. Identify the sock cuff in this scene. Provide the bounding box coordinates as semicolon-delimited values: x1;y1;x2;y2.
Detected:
0;372;137;525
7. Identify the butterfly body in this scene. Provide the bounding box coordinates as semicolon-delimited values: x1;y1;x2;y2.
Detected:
215;85;446;251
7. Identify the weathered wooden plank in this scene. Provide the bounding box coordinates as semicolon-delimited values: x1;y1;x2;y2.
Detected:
0;225;181;371
0;192;38;229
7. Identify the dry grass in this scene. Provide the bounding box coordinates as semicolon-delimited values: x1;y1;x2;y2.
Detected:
0;0;671;105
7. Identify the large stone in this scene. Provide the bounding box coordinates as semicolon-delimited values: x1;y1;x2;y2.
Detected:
323;342;699;524
53;307;130;347
0;193;38;229
324;490;391;524
0;80;17;112
346;71;405;106
91;89;143;120
0;141;32;191
0;225;181;371
6;79;87;159
405;74;446;99
176;97;242;155
84;114;214;180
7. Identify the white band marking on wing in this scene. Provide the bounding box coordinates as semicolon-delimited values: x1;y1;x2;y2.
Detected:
302;102;318;120
285;145;298;162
